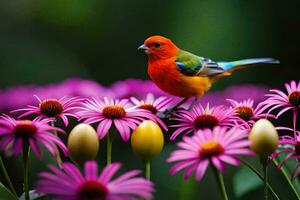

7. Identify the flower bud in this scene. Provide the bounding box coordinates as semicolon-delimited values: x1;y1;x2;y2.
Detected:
249;119;279;160
67;123;99;164
131;120;164;161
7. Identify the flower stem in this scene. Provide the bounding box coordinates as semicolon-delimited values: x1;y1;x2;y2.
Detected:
51;122;62;167
273;159;300;200
212;166;228;200
239;158;280;200
106;132;112;165
145;160;151;180
262;161;268;200
23;144;30;200
0;156;18;198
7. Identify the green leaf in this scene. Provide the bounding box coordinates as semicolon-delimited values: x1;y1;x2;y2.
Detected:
0;182;17;200
179;177;199;200
233;166;263;198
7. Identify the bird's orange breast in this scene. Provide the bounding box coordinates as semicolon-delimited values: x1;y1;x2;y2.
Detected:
147;58;212;98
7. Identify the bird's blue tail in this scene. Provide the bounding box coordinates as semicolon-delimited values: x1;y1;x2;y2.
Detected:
218;58;279;74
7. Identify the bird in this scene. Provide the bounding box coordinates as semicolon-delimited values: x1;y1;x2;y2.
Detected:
138;35;279;113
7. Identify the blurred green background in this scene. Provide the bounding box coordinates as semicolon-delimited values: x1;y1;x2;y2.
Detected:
0;0;300;199
0;0;299;90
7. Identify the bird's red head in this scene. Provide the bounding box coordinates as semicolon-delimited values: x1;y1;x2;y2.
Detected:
138;35;179;60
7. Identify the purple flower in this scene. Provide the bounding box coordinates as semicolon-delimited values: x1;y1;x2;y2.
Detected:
167;127;252;181
77;97;164;141
0;115;67;158
170;103;237;141
13;95;81;126
0;78;113;113
196;84;269;107
227;98;274;126
110;79;167;99
261;80;300;118
36;161;154;200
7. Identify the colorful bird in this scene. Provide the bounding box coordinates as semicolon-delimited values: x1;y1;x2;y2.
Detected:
138;35;279;111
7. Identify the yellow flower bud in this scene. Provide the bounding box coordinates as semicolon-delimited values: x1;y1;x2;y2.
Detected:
131;120;164;161
249;119;279;159
67;123;99;164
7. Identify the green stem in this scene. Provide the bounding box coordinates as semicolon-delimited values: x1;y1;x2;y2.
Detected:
51;122;62;167
239;158;280;200
106;132;112;165
145;160;151;180
212;166;228;200
262;162;268;200
23;145;30;200
0;156;18;198
273;159;300;200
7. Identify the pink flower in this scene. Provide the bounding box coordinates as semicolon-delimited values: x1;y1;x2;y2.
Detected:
0;115;67;158
170;103;237;140
36;161;154;200
77;97;165;141
227;98;274;126
130;93;174;114
271;130;300;180
167;127;252;181
13;95;81;126
260;80;300;118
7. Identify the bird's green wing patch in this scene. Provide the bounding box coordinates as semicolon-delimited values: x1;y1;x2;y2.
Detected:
175;50;204;76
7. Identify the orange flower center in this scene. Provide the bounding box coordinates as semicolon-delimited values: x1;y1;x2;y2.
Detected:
139;104;158;114
199;141;224;158
102;106;126;119
236;106;253;121
194;114;219;130
78;181;108;200
14;120;37;137
289;91;300;107
39;99;63;118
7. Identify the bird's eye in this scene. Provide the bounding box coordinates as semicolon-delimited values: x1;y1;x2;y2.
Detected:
153;42;161;48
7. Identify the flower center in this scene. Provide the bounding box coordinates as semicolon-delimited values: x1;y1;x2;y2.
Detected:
199;141;224;158
14;120;37;137
78;181;108;200
139;104;158;114
102;106;126;119
39;99;63;118
194;114;219;130
236;106;253;121
289;91;300;107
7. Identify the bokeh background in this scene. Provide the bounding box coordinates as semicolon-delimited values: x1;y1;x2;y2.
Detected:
0;0;300;199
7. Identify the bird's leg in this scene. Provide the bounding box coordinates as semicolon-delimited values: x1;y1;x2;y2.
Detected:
157;97;189;119
168;97;189;112
187;97;198;110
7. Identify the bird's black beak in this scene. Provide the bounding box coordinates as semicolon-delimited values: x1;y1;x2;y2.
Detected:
138;44;149;53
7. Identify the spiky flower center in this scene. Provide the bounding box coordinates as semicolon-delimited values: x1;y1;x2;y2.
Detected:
139;104;158;114
194;114;219;130
199;141;224;158
102;106;126;119
14;120;37;137
289;91;300;107
39;99;63;118
236;106;253;121
78;181;108;200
